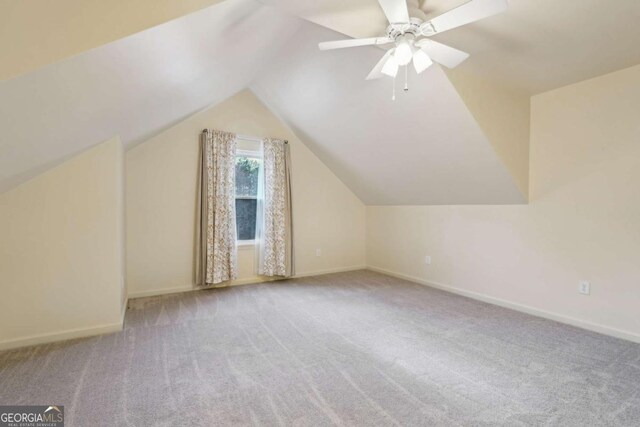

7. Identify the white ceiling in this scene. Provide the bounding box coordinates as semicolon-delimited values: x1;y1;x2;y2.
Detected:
251;23;523;205
2;0;638;204
260;0;640;93
0;0;300;193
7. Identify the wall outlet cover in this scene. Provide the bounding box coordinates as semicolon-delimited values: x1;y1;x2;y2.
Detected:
579;281;591;295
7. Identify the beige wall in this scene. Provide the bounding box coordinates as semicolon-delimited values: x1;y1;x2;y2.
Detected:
0;137;126;350
0;0;223;81
367;64;640;342
126;90;366;297
446;68;531;197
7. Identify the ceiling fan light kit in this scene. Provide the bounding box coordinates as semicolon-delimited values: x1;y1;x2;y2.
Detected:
382;54;400;77
412;48;433;74
394;34;415;66
318;0;508;97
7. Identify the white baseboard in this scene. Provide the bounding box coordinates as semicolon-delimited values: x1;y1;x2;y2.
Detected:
367;266;640;344
127;276;281;299
127;265;367;300
294;265;367;278
128;285;195;299
0;320;124;352
121;297;128;326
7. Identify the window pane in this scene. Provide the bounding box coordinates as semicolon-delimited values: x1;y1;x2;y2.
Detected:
236;198;257;240
235;155;261;241
235;156;261;197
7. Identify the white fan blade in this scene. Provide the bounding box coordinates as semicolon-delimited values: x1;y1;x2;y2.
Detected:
415;39;469;68
366;50;395;80
377;0;410;24
381;54;400;78
413;49;433;74
319;37;393;51
422;0;508;35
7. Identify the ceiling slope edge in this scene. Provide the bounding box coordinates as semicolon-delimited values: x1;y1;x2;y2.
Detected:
250;22;525;206
0;0;300;194
258;1;529;202
246;88;367;205
445;68;531;200
0;0;226;81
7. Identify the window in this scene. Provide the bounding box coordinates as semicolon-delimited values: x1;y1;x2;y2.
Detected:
235;150;261;243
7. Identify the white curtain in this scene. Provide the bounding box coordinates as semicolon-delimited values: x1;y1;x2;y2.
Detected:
255;138;294;277
197;129;238;286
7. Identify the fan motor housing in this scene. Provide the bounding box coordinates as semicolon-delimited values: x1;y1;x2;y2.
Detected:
386;17;432;41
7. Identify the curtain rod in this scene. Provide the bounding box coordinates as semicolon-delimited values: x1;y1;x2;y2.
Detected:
201;129;288;144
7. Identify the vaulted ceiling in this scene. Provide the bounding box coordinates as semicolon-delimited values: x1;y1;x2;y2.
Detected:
261;0;640;94
2;0;639;203
0;0;225;81
0;0;299;193
251;23;523;205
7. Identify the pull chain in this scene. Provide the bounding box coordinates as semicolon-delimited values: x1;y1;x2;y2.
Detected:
404;65;409;92
392;74;396;101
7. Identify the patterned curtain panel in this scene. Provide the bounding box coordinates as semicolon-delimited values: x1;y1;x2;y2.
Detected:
256;138;294;277
197;129;238;286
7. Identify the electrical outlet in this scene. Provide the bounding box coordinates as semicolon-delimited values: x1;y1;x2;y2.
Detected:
424;255;431;265
578;281;590;295
315;248;322;257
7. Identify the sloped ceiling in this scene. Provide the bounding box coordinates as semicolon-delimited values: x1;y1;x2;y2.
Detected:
0;0;300;193
0;0;225;81
2;0;638;205
261;0;640;94
251;23;524;205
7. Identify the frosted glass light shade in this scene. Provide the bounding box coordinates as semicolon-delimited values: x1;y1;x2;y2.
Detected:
413;49;433;74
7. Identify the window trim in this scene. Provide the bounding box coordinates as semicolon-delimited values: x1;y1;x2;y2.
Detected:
235;150;262;246
236;149;261;159
237;239;256;248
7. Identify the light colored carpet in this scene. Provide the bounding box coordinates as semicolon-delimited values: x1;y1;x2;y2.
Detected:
0;270;639;426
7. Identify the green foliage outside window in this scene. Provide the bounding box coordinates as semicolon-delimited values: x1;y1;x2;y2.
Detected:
235;157;261;197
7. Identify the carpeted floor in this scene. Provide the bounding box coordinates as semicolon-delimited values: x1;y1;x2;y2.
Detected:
0;270;639;426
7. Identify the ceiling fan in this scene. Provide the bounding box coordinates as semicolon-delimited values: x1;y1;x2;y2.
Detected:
318;0;508;80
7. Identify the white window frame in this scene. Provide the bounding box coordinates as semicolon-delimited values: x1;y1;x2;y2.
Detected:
235;148;262;247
